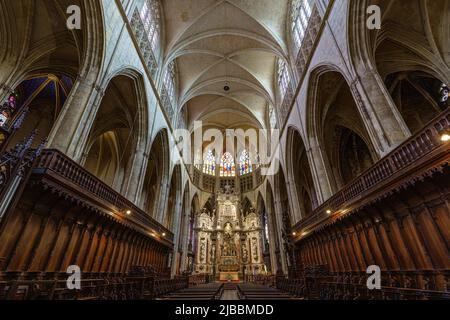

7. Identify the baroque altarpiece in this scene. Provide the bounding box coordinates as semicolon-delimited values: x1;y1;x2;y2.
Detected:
193;186;266;281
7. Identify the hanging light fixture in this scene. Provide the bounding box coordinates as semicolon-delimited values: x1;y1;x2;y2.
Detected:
224;3;230;93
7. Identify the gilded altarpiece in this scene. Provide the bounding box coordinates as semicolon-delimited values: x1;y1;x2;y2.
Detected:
194;188;266;280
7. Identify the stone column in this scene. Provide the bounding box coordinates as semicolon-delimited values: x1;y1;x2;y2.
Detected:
123;146;148;203
156;180;170;224
46;74;104;161
0;81;14;104
264;200;278;275
0;58;21;102
351;71;410;155
170;199;183;277
273;198;288;275
285;177;302;222
179;203;191;273
307;138;335;203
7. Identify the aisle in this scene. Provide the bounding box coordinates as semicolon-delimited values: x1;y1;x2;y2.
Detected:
221;289;239;300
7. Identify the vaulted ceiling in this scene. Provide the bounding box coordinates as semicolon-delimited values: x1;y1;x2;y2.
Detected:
2;0;82;79
161;0;290;130
372;0;449;81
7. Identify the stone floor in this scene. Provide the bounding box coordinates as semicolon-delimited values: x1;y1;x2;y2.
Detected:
221;289;239;300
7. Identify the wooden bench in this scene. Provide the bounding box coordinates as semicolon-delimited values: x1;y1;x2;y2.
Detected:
161;283;224;300
238;284;293;300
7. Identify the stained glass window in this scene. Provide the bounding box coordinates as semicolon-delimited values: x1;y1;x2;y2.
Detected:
0;92;19;127
264;222;270;244
238;150;253;175
203;150;216;176
140;0;161;53
291;0;313;53
220;152;236;177
0;110;9;127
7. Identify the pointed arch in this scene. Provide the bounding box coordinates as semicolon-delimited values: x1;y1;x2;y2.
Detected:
256;190;271;270
348;0;449;140
241;196;253;216
165;164;182;230
140;128;170;218
274;164;294;229
348;0;449;82
286;126;318;219
266;182;281;273
83;69;149;195
3;0;105;92
306;66;377;191
0;0;105;155
177;180;191;274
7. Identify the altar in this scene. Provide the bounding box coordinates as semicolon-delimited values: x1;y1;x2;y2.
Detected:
193;184;266;278
219;272;239;282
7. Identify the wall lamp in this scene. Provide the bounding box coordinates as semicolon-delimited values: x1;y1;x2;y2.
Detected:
440;129;450;142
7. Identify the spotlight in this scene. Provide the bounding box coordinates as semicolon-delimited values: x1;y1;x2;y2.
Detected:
326;209;332;214
292;232;297;236
162;232;166;237
440;130;450;142
126;210;132;215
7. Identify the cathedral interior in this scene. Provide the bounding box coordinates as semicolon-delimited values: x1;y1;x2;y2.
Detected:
0;0;449;301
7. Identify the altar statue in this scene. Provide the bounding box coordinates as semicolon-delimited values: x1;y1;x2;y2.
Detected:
224;222;233;235
222;223;237;257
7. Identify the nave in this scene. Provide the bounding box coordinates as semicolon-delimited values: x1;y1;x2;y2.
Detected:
0;270;293;301
0;0;449;302
160;283;294;301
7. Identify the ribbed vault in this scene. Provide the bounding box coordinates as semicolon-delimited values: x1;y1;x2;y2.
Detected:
161;0;290;130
